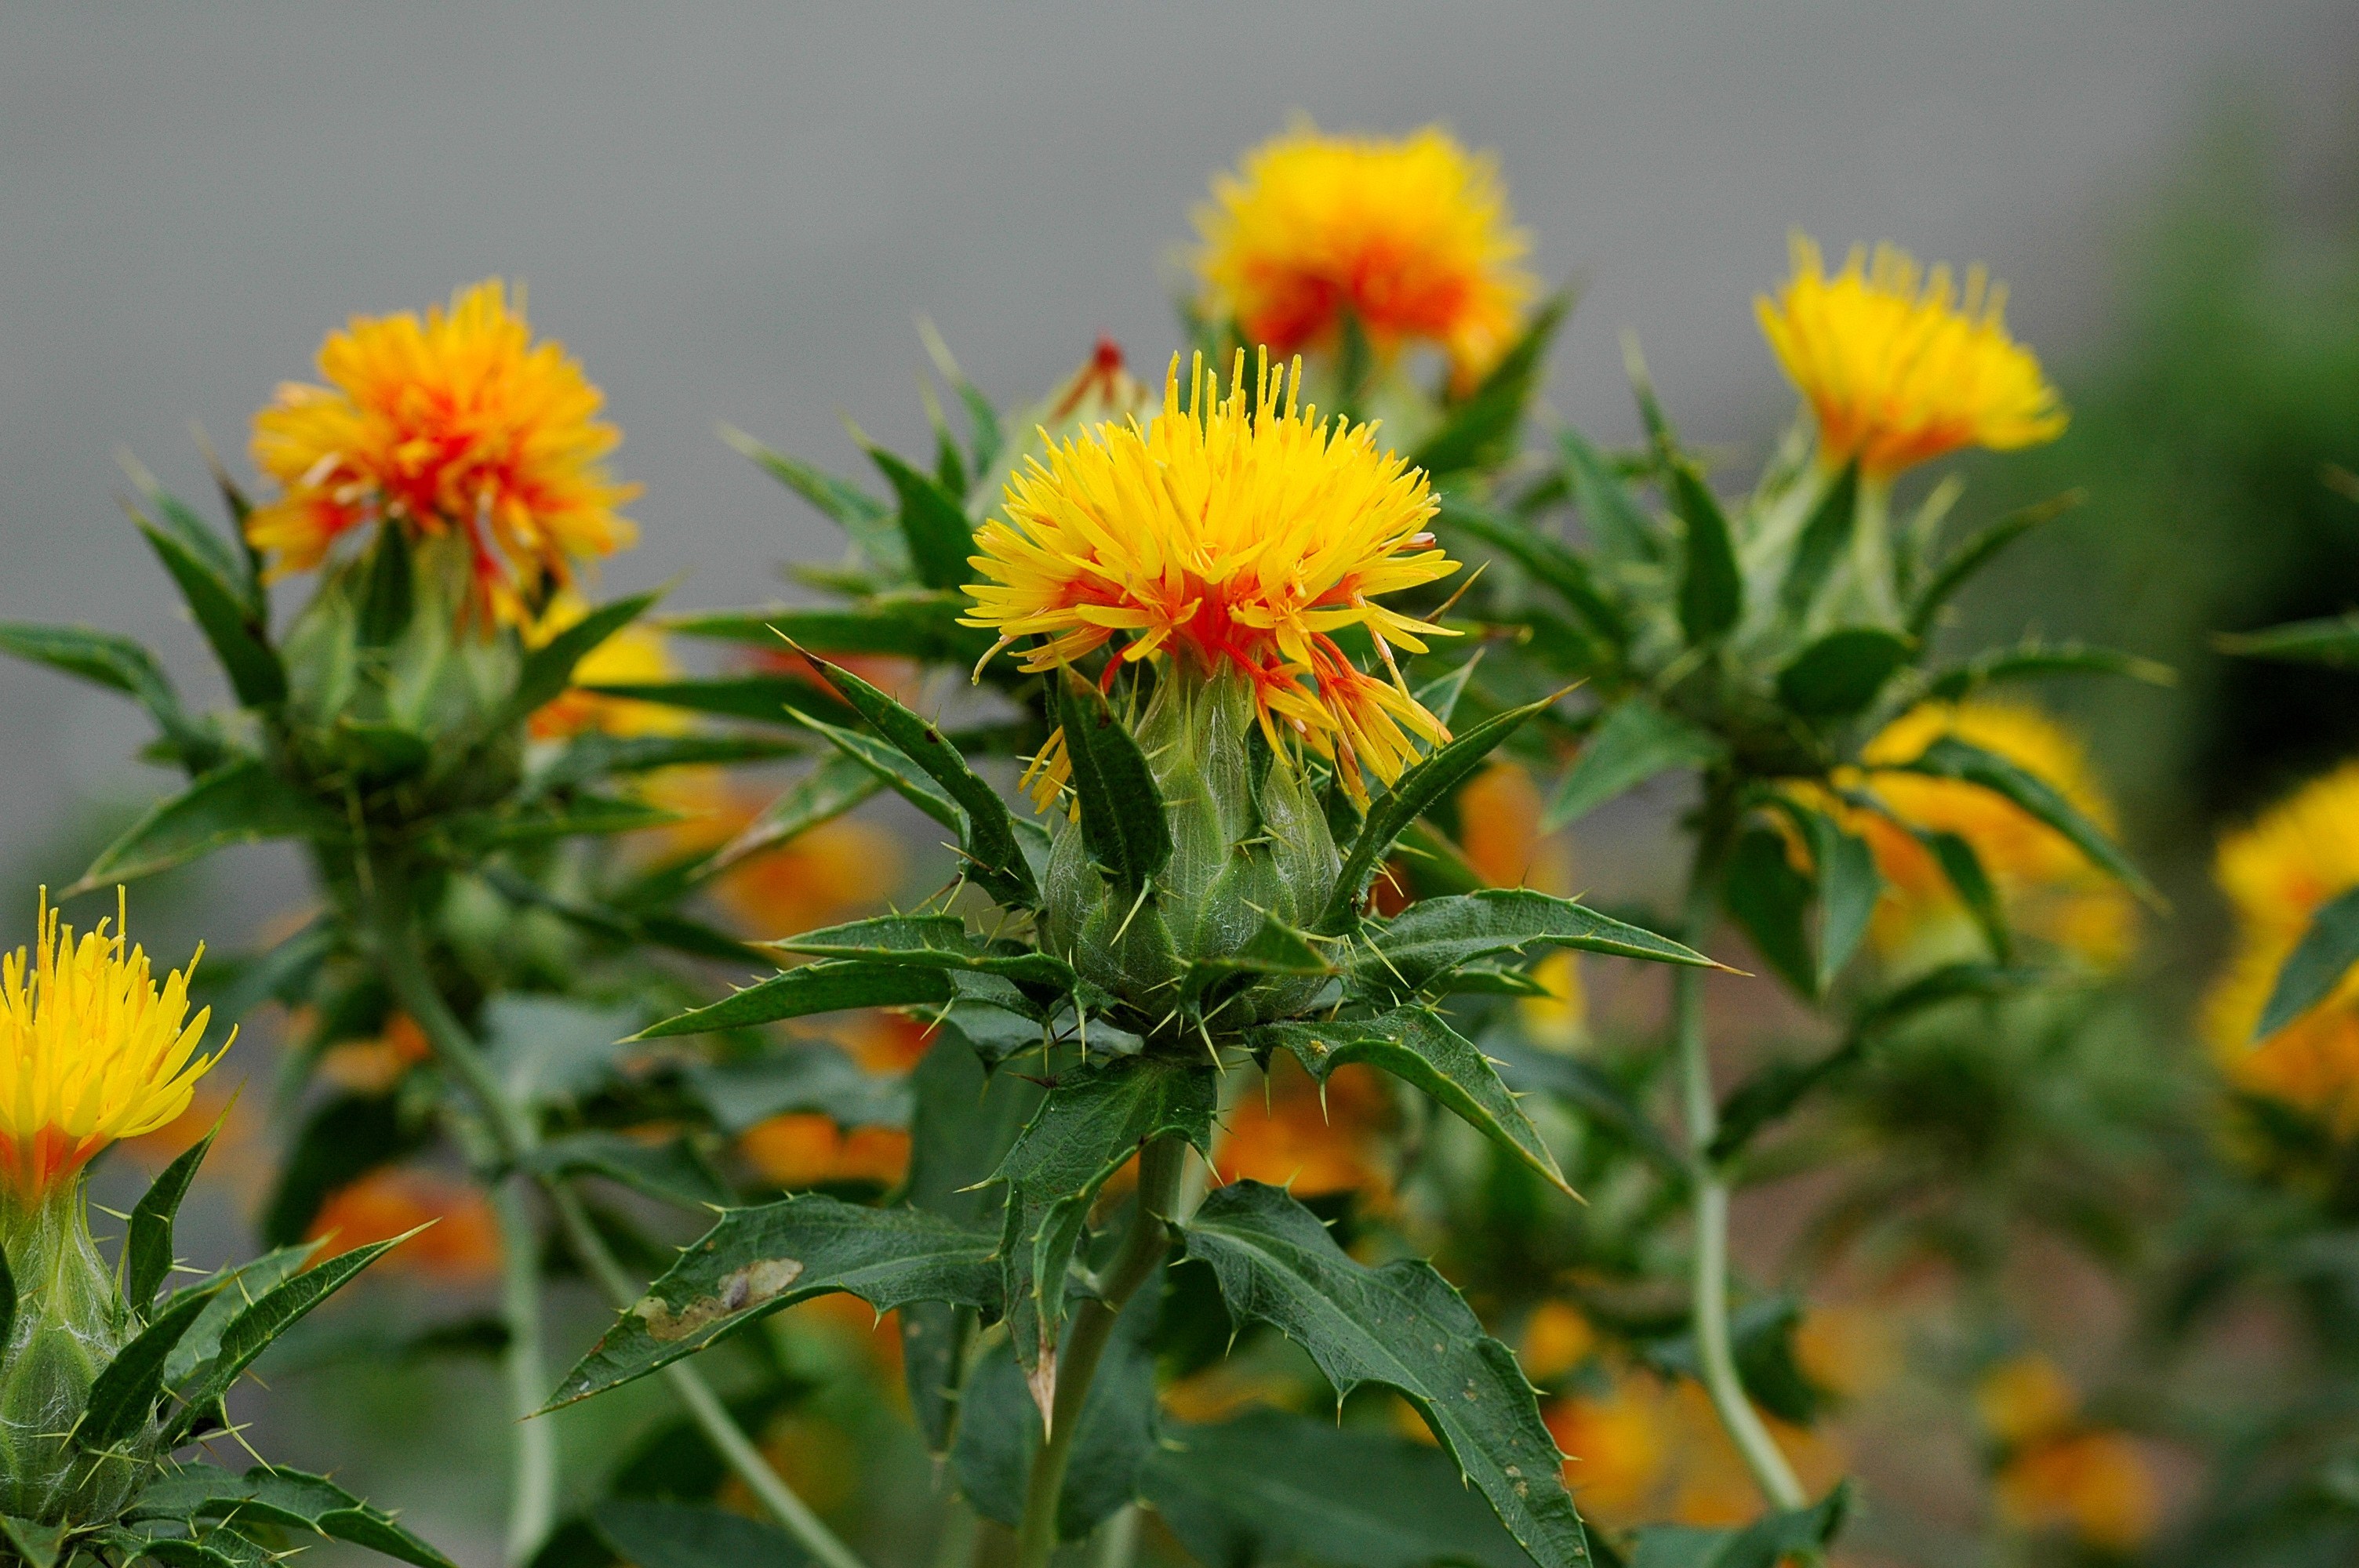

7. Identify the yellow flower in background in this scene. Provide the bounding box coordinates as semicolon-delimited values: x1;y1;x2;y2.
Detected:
1838;701;2134;967
1545;1379;1671;1525
525;592;690;741
2205;761;2359;1133
1518;1301;1598;1384
1757;234;2066;478
964;350;1459;802
249;279;638;628
1976;1355;2158;1553
1195;123;1536;390
0;895;227;1196
1975;1353;2080;1447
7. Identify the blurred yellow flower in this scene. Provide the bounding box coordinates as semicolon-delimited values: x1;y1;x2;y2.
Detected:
1518;1301;1598;1384
1975;1353;2080;1446
963;350;1456;804
1836;701;2134;967
0;894;227;1197
1757;234;2066;477
2205;760;2359;1133
1195;123;1536;390
525;592;690;741
249;279;638;628
1544;1380;1671;1525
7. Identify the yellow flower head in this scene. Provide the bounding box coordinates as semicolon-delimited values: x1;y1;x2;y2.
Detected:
1195;124;1536;390
2205;761;2359;1134
1846;701;2133;967
0;894;228;1196
1757;234;2067;477
962;350;1460;801
525;592;689;741
248;279;639;628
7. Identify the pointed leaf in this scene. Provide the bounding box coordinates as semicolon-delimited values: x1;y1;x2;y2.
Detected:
1921;639;2173;703
1487;1036;1686;1176
127;1124;220;1311
633;961;955;1040
81;1289;215;1447
1252;1007;1568;1193
136;521;284;708
1180;1181;1591;1568
531;731;804;794
164;1234;408;1443
2217;612;2359;667
0;622;212;764
1412;293;1571;477
665;595;990;664
126;1464;456;1568
687;752;885;887
1059;673;1171;895
794;711;961;829
1775;628;1914;720
868;445;975;590
583;674;856;729
1908;492;2081;637
1353;888;1717;1002
1323;699;1551;931
1884;735;2155;905
1721;826;1815;997
547;1195;1001;1406
500;590;664;729
1670;463;1742;646
769;916;1077;990
1437;500;1627;646
1543;699;1724;831
722;426;903;568
1776;462;1859;619
2257;884;2359;1040
1559;427;1663;564
75;760;337;893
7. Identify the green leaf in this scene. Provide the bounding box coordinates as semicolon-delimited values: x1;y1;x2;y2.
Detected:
2258;885;2359;1040
1559;427;1663;564
1354;888;1717;1000
794;710;961;829
529;1132;731;1210
445;794;678;851
532;732;803;794
1720;826;1815;998
1628;1482;1848;1568
164;1234;409;1443
1143;1409;1547;1568
1059;673;1172;896
1670;463;1742;646
1252;1007;1568;1194
0;1516;64;1568
990;1057;1216;1414
500;590;665;728
136;520;284;707
74;760;337;894
1180;915;1336;1009
547;1194;1001;1406
721;425;903;568
1762;800;1881;993
1884;735;2156;905
1775;628;1914;720
687;1044;911;1138
665;595;991;664
632;962;955;1040
0;622;212;764
1488;1037;1686;1176
162;1244;322;1387
868;444;976;591
1918;827;2011;964
127;1123;220;1311
591;1500;805;1568
1906;491;2081;638
1437;499;1628;646
1412;292;1571;477
1180;1182;1591;1568
1544;700;1724;832
81;1289;216;1447
582;674;856;729
125;1464;456;1568
2217;612;2359;667
681;752;885;888
1920;638;2173;703
807;652;1039;907
1776;462;1859;618
1323;699;1552;932
770;915;1078;991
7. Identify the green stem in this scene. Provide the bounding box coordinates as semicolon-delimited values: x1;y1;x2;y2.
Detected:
363;875;871;1568
1674;833;1808;1514
1011;1138;1187;1568
493;1178;557;1568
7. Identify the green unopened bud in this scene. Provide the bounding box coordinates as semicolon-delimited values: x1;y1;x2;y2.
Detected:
0;1181;135;1523
1046;671;1338;1036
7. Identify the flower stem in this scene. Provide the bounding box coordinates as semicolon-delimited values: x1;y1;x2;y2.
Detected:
364;877;871;1568
1674;837;1808;1514
493;1178;557;1568
1010;1137;1187;1568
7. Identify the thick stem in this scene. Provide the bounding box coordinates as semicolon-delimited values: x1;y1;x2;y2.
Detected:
363;876;871;1568
493;1178;557;1568
1674;837;1808;1514
1011;1138;1187;1568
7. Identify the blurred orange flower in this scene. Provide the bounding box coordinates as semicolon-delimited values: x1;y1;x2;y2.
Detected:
1215;1055;1394;1203
1976;1353;2159;1552
318;1011;434;1094
740;1113;910;1191
648;771;903;938
307;1167;500;1281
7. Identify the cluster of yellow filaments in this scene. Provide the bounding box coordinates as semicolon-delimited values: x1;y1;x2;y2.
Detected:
1757;234;2068;478
248;279;638;628
0;895;227;1197
2205;761;2359;1134
962;350;1460;804
1194;123;1536;392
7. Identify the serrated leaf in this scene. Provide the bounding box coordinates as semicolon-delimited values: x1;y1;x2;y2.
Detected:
1543;700;1724;832
805;652;1039;908
1252;1007;1568;1194
163;1244;322;1388
1883;735;2156;905
136;520;285;708
1777;461;1859;619
1180;915;1336;1010
794;710;962;829
868;445;976;591
633;962;955;1040
164;1234;408;1443
1180;1181;1590;1568
127;1123;219;1311
1353;888;1717;1001
1919;639;2173;703
1143;1409;1543;1568
1906;492;2081;637
547;1194;1000;1406
75;760;337;893
769;915;1077;990
1412;293;1571;477
1323;699;1551;932
126;1464;456;1568
1487;1036;1685;1176
80;1289;215;1448
1670;463;1742;646
990;1057;1216;1417
1058;673;1172;895
1438;500;1627;648
2257;885;2359;1040
591;1499;806;1568
1775;627;1914;720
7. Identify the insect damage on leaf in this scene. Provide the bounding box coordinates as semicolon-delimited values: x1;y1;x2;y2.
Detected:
632;1258;806;1342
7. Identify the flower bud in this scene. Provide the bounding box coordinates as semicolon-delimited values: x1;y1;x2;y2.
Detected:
0;1182;135;1521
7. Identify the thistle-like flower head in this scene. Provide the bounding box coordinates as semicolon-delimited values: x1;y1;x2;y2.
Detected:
0;894;227;1197
1194;123;1536;390
248;279;639;627
964;350;1459;801
1757;234;2066;477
